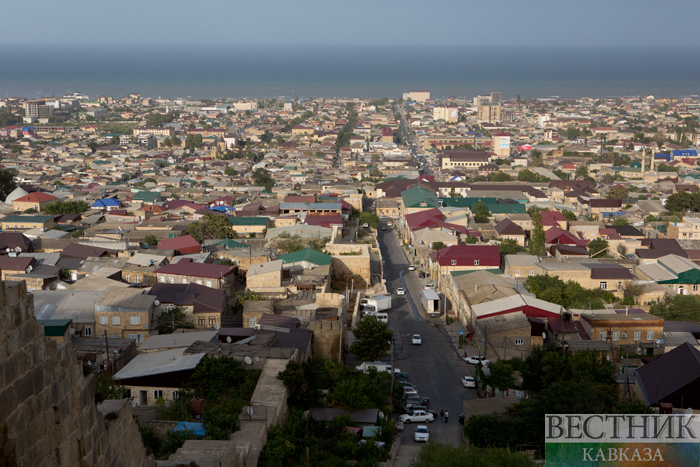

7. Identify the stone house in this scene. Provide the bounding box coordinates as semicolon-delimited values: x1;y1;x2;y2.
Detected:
579;312;664;355
155;259;235;290
94;286;157;343
246;260;283;290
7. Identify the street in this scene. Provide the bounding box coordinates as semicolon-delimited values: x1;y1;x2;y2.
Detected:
377;220;477;446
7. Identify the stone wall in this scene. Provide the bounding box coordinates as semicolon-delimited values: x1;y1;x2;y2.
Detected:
308;320;346;361
0;280;155;467
315;292;345;310
326;244;371;290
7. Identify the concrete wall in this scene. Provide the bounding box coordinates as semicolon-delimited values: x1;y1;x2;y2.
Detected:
0;280;155;467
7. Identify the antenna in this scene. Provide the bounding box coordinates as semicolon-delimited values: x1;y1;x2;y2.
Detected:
226;336;232;343
244;356;252;365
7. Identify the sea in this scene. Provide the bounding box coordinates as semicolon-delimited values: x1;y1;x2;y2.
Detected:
1;44;699;101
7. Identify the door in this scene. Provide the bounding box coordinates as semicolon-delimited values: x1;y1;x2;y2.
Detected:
140;391;147;406
679;286;685;295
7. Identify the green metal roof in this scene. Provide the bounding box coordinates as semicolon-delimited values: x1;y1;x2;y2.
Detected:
401;186;439;208
485;204;527;214
228;217;269;226
132;191;160;202
439;197;499;208
3;215;54;224
277;248;332;266
215;238;249;249
39;319;72;337
451;269;503;278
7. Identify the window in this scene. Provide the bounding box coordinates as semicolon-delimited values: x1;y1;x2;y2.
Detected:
159;276;165;283
198;318;205;326
196;280;202;285
617;281;622;290
125;274;130;282
249;318;257;328
647;330;654;341
514;269;520;277
84;327;92;337
143;277;148;285
529;269;535;276
600;281;607;290
127;333;144;342
209;317;216;326
474;259;479;266
694;284;699;292
600;332;606;340
182;279;187;284
113;334;120;339
207;281;212;288
634;331;641;341
514;338;523;345
112;316;120;325
100;316;108;325
169;277;174;284
612;331;620;341
135;276;140;284
130;316;140;326
172;391;178;400
154;390;163;400
451;259;457;266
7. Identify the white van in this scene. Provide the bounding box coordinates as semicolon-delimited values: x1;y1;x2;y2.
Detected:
366;312;388;324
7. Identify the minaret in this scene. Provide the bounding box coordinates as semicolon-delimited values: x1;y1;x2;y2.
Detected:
650;147;655;172
641;148;645;173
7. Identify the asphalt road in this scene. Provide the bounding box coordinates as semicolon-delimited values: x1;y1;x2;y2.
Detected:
377;220;477;446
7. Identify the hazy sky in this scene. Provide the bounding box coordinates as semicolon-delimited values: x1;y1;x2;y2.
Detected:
4;0;700;47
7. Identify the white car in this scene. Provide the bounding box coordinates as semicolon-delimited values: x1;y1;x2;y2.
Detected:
404;387;419;396
424;283;435;289
399;410;435;424
414;425;430;442
412;334;422;345
396;287;405;295
461;376;476;388
465;356;490;366
408;265;416;271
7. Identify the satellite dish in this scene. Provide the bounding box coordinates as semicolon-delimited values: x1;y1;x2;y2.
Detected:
244;356;252;365
297;315;303;322
15;247;21;253
131;400;138;408
26;266;32;273
542;332;547;339
5;248;10;254
255;356;260;362
87;360;91;366
246;406;253;415
686;408;694;416
214;323;220;330
378;411;385;419
226;336;232;343
68;328;75;335
153;300;161;307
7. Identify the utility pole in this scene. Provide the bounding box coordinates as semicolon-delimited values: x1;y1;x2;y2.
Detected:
104;331;111;373
389;337;396;406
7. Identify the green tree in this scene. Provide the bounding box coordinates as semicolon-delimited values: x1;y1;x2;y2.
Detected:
575;165;588;179
561;209;577;222
528;211;546;256
0;168;17;200
487;171;512;182
606;186;629;199
156;307;194;334
186;213;236;241
611;217;628;226
349;315;393;361
252;168;275;192
449;186;460;198
650;295;700;321
431;241;447;251
43;200;90;215
24;208;37;214
588;237;610;257
498;238;525;255
224;166;237;176
143;235;159;247
87;141;98;153
472;202;490;223
410;443;534;467
517;169;550;183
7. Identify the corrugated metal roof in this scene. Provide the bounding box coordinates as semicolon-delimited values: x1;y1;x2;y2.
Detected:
114;348;206;380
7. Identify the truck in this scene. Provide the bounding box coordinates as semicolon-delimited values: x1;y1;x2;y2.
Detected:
360;294;391;313
421;289;440;316
355;361;399;374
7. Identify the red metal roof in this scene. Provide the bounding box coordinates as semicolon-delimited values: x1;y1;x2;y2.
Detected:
155;259;234;279
13;192;58;203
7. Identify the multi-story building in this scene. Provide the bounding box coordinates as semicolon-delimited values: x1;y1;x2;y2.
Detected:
23;99;54;119
438;150;491;170
403;90;430;102
133;126;176;137
579;312;664;353
432;106;459;123
477;103;501;124
491;132;511;157
94;286;157;343
490;92;501;104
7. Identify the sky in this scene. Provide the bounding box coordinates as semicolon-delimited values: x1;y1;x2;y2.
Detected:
3;0;700;47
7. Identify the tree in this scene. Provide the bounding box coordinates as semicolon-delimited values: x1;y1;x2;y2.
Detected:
517;169;550;183
0;168;17;200
606;186;629;199
349;315;392;361
431;241;446;251
43;200;89;215
561;210;577;222
87;141;98;153
171;135;182;147
251;168;275;192
409;443;534;467
664;192;700;213
622;281;645;305
650;295;700;321
575;165;588;179
498;238;525;255
156;307;194;334
143;235;159;247
529;211;546;256
186;213;236;241
24;208;37;214
449;186;460;198
487;171;512;182
224;166;237;176
472;202;490;224
611;217;628;226
588;238;610;258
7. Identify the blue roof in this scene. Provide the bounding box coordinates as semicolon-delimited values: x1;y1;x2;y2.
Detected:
91;198;121;208
672;149;698;157
175;422;205;437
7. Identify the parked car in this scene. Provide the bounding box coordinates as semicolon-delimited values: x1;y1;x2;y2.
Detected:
424;283;435;289
399;410;435;424
403;396;430;406
418;272;426;278
396;287;405;295
395;372;409;382
403;387;419;397
461;376;476;388
412;334;422;345
414;425;430;442
400;381;416;390
458;413;465;425
408;265;416;271
362;223;369;228
465;356;490;366
401;403;428;414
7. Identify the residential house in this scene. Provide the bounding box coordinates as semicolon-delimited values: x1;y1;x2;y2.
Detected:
94;286;157;343
246;259;284;290
634;343;700;409
228;217;270;236
579;312;663;354
148;282;226;329
158;235;201;255
637;254;700;296
155;259;235;290
1;215;55;232
12;192;59;211
428;245;501;294
494;219;526;246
